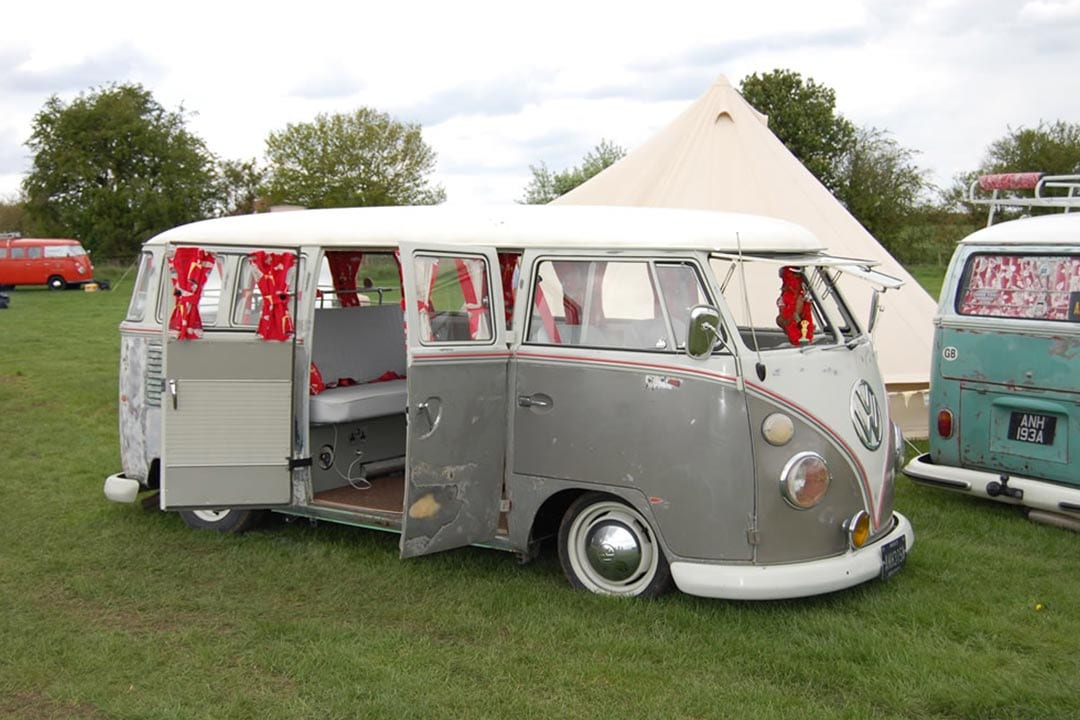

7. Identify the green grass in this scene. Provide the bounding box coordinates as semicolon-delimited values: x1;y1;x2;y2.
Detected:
2;266;1078;719
907;263;948;301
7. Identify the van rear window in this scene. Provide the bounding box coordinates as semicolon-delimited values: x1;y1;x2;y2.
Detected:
957;253;1080;321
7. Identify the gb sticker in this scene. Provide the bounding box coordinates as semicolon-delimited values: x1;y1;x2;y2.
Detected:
942;346;958;361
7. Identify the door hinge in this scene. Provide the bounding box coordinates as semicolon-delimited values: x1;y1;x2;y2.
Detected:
746;527;760;546
288;457;313;470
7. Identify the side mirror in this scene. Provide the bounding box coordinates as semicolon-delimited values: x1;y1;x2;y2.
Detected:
686;305;726;359
867;290;881;334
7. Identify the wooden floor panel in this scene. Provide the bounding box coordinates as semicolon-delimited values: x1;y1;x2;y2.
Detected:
313;473;404;513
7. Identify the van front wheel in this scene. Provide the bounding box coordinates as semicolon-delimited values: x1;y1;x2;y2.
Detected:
178;508;264;534
558;493;672;598
48;276;66;290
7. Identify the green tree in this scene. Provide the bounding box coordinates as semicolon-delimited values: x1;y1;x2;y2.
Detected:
739;69;856;195
520;139;626;204
837;126;930;253
22;83;218;258
263;108;445;208
945;120;1080;217
0;193;26;234
215;158;266;216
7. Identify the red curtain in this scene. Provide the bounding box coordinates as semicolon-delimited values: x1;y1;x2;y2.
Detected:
250;251;296;341
326;251;364;307
168;247;216;340
498;252;519;326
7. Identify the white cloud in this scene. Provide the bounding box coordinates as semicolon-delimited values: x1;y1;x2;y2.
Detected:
1;0;1079;205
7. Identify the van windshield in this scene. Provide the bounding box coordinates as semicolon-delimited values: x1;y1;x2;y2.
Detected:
956;253;1080;322
710;258;859;350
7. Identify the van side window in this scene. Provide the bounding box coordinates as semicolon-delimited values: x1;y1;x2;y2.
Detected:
11;248;24;259
233;253;301;327
319;251;401;308
526;259;671;351
0;248;7;259
125;253;156;322
957;253;1080;321
412;254;493;344
656;262;711;348
28;247;42;259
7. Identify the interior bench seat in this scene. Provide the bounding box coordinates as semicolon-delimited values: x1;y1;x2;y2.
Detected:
309;379;408;424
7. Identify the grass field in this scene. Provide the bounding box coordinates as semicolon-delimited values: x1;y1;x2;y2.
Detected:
1;264;1078;720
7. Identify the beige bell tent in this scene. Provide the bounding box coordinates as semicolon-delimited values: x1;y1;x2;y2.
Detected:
553;75;936;436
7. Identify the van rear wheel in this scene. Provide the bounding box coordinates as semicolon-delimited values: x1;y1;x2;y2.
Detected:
558;492;672;598
178;508;264;534
47;275;66;290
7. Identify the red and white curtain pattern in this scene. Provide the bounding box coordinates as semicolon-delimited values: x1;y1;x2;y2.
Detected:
250;251;296;341
959;255;1080;320
168;247;216;340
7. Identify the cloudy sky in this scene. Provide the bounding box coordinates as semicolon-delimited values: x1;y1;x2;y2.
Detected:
2;0;1078;205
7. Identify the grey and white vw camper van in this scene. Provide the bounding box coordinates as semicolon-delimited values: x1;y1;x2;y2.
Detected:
104;205;913;599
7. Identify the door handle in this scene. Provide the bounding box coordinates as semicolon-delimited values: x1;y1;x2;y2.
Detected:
517;394;552;409
417;400;433;427
168;378;178;410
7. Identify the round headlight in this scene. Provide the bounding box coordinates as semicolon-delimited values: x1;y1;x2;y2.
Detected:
779;452;830;509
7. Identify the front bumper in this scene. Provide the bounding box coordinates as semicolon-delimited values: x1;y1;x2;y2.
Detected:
904;453;1080;517
104;473;141;503
669;512;914;600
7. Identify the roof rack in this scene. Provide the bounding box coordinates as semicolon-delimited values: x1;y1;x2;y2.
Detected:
968;173;1080;226
0;232;22;239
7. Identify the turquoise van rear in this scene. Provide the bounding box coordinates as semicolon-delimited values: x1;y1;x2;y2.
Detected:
905;179;1080;530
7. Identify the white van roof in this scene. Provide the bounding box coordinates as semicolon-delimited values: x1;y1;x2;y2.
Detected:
960;212;1080;247
148;205;824;254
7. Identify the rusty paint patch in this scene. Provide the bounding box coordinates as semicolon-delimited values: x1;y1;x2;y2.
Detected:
408;493;441;519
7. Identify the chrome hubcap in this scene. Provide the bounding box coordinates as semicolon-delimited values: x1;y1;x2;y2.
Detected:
585;521;642;582
567;500;658;596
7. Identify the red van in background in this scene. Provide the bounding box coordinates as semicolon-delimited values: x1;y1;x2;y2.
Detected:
0;235;96;290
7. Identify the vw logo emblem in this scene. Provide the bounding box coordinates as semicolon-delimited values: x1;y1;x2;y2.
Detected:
850;380;883;450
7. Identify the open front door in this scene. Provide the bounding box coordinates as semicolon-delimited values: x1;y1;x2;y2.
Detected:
398;243;509;558
160;246;297;509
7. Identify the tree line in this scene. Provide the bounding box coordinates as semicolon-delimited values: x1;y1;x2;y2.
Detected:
2;71;1078;263
1;84;445;259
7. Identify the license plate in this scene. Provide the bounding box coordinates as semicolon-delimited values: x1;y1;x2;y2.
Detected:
1007;411;1057;446
880;536;907;580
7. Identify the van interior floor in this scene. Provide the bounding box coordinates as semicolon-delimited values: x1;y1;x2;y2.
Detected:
312;473;404;514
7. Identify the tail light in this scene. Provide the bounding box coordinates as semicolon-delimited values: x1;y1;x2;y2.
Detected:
937;409;954;439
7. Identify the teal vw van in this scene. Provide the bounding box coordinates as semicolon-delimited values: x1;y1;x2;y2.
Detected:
905;173;1080;530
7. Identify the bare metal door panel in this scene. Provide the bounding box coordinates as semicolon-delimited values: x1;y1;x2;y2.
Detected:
513;358;754;561
398;243;508;558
